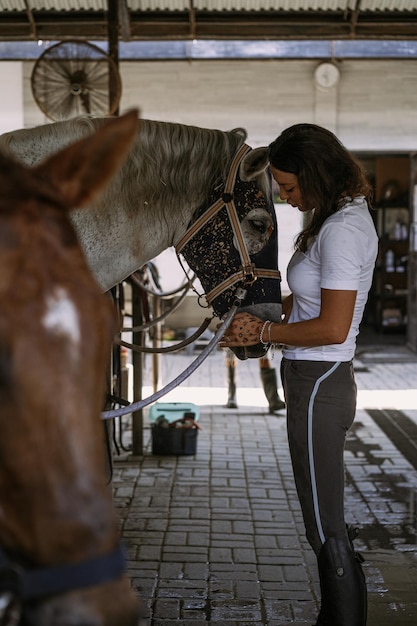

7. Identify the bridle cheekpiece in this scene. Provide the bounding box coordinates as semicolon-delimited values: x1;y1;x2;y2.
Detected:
175;143;280;307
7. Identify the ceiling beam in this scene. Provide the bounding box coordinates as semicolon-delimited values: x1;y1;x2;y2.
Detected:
118;0;131;41
23;0;37;41
0;10;416;42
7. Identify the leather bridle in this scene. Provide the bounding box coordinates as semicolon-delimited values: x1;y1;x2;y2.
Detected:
175;143;280;306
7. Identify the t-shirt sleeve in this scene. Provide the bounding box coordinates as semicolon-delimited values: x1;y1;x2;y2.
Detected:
317;220;364;290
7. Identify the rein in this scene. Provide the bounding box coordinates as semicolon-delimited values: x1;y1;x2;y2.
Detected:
129;268;195;299
102;287;246;420
121;270;196;334
116;315;213;354
104;144;280;419
0;543;126;623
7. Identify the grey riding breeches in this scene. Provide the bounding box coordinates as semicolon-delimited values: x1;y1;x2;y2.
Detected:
280;358;357;556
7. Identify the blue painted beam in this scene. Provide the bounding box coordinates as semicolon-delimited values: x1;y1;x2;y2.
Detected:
1;39;417;61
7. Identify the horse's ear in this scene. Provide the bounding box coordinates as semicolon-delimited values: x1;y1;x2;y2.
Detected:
35;110;139;209
240;147;269;181
230;128;247;141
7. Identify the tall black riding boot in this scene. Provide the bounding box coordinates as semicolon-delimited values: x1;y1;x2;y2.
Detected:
226;363;238;409
315;535;367;626
260;368;285;413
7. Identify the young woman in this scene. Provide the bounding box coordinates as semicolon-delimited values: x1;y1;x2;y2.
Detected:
219;124;378;626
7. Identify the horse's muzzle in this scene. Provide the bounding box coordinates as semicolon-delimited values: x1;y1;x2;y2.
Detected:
231;342;271;360
231;302;282;359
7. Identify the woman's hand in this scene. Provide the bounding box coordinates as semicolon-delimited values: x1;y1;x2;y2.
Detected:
218;312;265;348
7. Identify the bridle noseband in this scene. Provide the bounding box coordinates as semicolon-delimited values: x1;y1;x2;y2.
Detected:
0;543;126;625
175;143;280;306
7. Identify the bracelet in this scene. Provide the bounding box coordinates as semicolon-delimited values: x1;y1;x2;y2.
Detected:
267;321;274;344
259;319;271;345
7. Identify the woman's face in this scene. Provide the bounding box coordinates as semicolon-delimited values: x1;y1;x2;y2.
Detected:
270;166;308;212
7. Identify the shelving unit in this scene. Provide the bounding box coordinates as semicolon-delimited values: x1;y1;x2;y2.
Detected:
374;208;409;331
371;157;410;333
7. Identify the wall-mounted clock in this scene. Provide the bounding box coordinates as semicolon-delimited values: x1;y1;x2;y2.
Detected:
314;62;340;89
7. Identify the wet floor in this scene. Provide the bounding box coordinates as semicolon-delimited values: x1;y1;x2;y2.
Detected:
111;343;417;625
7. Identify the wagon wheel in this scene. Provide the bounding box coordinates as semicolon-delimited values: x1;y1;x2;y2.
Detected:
31;40;122;121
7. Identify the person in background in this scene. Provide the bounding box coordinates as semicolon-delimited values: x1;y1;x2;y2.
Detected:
225;350;285;412
219;123;377;626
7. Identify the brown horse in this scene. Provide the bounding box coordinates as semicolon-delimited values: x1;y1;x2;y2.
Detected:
0;112;141;625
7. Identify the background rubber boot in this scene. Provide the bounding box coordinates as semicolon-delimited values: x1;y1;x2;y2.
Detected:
260;367;285;413
226;363;238;408
317;536;367;626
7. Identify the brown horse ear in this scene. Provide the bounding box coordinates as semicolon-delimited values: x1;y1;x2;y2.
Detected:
240;147;269;181
35;110;139;209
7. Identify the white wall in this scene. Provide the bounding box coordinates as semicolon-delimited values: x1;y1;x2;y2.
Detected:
0;62;24;134
17;57;417;290
116;58;417;151
20;58;417;151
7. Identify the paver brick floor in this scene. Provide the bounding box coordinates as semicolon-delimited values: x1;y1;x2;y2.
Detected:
112;345;417;625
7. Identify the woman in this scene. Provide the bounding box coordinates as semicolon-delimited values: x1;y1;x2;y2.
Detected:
219;124;378;626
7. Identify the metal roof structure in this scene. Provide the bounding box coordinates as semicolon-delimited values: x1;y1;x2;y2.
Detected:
0;1;416;42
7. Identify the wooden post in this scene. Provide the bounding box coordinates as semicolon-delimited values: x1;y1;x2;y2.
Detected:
107;0;119;116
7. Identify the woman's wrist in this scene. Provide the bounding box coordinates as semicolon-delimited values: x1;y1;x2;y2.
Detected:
267;321;273;344
259;320;275;345
259;320;271;345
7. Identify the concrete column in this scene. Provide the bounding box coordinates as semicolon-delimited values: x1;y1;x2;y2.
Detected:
0;62;24;133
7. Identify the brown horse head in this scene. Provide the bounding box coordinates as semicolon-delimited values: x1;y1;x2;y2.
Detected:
0;112;142;625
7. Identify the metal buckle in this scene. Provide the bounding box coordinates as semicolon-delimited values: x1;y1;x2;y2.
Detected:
241;264;257;286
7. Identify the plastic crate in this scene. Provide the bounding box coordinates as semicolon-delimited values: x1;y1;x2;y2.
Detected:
148;402;200;456
148;402;200;424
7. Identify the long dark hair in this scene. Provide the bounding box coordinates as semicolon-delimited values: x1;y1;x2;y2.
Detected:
268;124;372;252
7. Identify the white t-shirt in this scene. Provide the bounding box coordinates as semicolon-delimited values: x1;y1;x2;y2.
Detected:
283;196;378;361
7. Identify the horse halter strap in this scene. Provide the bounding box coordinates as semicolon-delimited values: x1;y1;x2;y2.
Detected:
0;542;126;613
175;143;280;305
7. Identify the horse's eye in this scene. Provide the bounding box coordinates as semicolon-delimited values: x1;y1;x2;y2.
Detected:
249;219;267;234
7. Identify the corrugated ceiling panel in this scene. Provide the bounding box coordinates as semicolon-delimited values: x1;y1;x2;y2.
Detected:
128;1;356;10
360;0;417;10
0;0;415;12
0;0;105;9
33;0;106;9
0;0;26;8
192;1;355;9
127;0;189;10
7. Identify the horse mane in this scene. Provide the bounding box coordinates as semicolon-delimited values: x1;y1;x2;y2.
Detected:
0;117;269;223
105;118;253;217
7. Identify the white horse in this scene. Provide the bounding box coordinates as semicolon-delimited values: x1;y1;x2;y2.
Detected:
0;116;281;359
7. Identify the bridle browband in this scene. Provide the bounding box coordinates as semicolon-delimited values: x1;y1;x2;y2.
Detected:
175;143;280;304
0;542;126;623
